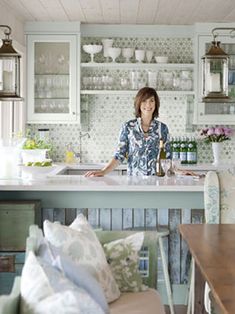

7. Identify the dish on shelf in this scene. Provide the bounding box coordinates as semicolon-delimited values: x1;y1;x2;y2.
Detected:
155;56;168;63
122;48;134;62
135;49;145;63
107;47;121;62
19;161;58;179
82;44;102;63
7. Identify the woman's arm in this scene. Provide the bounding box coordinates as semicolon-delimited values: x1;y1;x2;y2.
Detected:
84;158;120;177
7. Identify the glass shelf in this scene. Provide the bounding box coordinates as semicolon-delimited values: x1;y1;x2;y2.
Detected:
80;90;195;95
81;62;195;69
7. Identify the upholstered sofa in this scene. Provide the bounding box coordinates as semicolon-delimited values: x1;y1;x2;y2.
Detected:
0;216;166;314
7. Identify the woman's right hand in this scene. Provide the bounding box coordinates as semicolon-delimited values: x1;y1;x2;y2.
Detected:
84;170;106;177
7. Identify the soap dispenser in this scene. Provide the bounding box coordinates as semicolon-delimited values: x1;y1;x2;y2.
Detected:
65;143;76;164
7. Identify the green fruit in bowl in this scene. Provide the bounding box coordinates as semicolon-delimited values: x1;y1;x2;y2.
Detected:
41;161;52;167
25;162;33;166
24;160;53;167
32;162;42;167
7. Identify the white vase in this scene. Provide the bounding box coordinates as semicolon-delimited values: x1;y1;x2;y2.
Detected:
212;142;222;166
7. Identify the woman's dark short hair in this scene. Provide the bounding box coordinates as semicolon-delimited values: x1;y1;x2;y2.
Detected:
134;87;160;118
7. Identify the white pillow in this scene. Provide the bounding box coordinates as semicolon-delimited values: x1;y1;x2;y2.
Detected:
43;215;120;303
20;251;105;314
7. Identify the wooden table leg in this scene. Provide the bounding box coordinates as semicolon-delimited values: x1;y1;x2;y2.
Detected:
194;263;207;314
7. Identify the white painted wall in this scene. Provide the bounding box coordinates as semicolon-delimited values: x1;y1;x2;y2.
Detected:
0;2;24;45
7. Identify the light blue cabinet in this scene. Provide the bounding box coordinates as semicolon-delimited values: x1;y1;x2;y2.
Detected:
25;22;81;124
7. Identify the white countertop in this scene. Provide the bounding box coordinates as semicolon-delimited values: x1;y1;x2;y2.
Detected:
2;162;225;192
56;162;217;171
0;173;204;192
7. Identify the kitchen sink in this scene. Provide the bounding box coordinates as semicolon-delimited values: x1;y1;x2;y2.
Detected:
49;164;126;177
56;168;92;175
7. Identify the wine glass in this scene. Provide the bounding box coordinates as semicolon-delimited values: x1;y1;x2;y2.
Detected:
161;159;172;177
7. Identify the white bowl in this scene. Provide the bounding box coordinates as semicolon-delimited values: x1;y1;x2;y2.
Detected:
19;163;57;179
82;44;102;55
107;47;121;62
82;45;102;62
155;56;168;63
21;149;48;164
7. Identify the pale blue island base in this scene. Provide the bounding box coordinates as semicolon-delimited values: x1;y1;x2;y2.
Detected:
0;191;203;209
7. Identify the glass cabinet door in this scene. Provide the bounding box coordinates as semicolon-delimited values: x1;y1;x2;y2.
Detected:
27;34;79;123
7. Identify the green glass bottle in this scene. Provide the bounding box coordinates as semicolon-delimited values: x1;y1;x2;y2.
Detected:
186;137;197;164
180;136;187;164
172;136;180;160
156;138;166;177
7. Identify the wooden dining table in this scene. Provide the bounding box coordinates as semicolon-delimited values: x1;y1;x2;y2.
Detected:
179;224;235;314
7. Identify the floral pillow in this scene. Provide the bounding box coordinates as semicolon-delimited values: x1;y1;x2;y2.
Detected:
43;215;120;303
103;232;147;292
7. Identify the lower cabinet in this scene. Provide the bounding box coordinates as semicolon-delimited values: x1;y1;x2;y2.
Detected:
0;200;42;294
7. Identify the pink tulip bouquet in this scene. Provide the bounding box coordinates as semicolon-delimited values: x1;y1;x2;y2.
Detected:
200;126;233;143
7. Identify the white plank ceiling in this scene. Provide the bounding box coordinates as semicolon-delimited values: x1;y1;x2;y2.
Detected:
0;0;235;25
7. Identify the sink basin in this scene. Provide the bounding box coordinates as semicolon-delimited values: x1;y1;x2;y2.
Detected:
57;168;90;175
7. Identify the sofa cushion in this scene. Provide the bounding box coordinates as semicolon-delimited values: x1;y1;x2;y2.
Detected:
0;277;20;314
103;232;147;292
20;251;105;314
109;289;166;314
38;239;109;313
43;215;120;303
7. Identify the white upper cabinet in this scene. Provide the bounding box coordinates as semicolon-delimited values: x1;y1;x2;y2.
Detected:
194;23;235;124
25;22;80;124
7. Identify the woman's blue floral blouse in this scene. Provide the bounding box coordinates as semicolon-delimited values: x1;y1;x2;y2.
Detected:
114;117;171;176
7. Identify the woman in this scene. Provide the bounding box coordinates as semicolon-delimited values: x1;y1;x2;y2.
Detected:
85;87;171;177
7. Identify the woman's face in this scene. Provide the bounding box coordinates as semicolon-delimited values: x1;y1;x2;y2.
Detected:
140;96;155;117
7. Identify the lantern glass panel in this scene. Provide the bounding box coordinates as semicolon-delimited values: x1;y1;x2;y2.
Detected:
0;56;20;98
202;56;229;99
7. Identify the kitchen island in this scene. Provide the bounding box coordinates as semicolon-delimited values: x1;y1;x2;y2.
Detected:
0;174;204;209
0;174;205;303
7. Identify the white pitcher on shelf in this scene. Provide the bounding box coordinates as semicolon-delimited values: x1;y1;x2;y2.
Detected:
101;38;114;62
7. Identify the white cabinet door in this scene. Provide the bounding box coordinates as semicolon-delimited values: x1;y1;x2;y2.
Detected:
27;34;80;123
195;34;235;124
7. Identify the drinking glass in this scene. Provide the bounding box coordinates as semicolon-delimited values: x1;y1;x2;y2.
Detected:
161;159;172;177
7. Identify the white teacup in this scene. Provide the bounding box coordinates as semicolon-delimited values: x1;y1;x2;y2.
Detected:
135;50;145;63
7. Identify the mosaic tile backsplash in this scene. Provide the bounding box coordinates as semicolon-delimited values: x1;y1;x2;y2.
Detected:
27;36;235;165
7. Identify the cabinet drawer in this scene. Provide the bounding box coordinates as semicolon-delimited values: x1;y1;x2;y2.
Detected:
0;200;41;251
0;252;25;295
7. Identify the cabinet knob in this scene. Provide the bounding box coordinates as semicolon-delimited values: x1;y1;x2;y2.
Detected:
72;112;76;115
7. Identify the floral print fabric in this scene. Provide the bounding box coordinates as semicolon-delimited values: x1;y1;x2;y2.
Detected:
43;215;120;303
204;166;235;223
103;232;147;292
114;117;171;176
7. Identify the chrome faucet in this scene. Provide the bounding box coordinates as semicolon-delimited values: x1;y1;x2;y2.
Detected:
79;131;90;163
